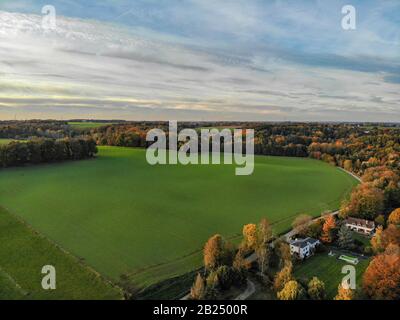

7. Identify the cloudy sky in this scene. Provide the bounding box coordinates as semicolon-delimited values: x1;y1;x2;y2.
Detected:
0;0;399;121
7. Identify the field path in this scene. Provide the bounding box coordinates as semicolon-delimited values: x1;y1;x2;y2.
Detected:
180;279;256;300
234;279;255;300
338;167;362;183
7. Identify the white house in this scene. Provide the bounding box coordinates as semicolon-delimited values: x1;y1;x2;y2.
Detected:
345;217;375;236
289;237;320;259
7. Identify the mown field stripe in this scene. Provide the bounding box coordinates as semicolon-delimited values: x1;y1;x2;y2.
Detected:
0;206;123;300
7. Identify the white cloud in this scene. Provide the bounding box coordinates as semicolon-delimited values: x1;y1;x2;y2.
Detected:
0;10;399;121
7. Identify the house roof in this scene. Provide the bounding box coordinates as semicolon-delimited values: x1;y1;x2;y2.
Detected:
290;237;319;249
345;217;375;229
306;238;320;245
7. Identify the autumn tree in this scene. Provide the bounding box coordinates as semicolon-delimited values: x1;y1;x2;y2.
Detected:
384;243;400;255
339;184;385;220
362;166;400;208
371;226;384;253
258;218;273;244
375;214;386;227
362;245;400;300
307;277;326;300
205;266;245;296
334;284;355;300
203;234;232;271
277;280;306;300
274;239;292;268
292;214;312;236
337;224;354;249
214;266;234;290
371;224;400;253
388;208;400;225
233;248;251;271
190;273;206;300
382;224;400;247
320;215;336;244
231;249;248;286
343;159;353;172
304;219;324;239
273;262;293;292
242;224;258;251
256;218;273;274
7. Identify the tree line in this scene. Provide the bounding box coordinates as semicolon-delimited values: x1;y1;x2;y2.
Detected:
0;138;97;168
0;120;76;139
89;122;400;174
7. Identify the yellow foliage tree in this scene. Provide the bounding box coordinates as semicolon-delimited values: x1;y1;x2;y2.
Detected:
334;284;355;300
242;224;257;251
277;280;306;300
273;262;293;292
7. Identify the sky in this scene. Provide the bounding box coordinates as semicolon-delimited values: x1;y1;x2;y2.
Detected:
0;0;399;121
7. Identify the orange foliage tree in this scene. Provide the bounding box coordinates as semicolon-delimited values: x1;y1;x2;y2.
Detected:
388;208;400;225
371;224;400;253
339;184;385;220
320;215;336;243
203;234;231;271
363;245;400;300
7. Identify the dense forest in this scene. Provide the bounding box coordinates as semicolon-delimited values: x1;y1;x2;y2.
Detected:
0;120;74;139
0;138;97;168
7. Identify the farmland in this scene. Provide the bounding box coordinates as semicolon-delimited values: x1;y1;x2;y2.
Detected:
68;122;115;129
0;146;358;291
0;207;122;299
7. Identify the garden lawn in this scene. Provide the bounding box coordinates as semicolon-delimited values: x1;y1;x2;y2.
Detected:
294;253;370;299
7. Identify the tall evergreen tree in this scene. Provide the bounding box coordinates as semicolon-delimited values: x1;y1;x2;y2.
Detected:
337;224;354;249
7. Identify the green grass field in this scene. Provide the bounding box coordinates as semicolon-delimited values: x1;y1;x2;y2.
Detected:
68;122;114;129
0;147;357;290
0;139;15;145
0;207;122;299
294;253;370;299
352;232;371;247
0;139;27;145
